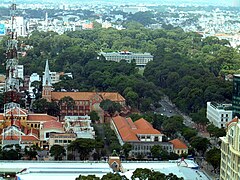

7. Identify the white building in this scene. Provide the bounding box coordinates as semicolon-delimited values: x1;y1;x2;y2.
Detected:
64;115;95;139
16;65;24;80
43;71;73;84
99;51;153;68
29;73;41;98
206;102;232;128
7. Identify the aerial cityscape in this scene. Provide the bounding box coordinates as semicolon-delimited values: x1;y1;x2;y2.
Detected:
0;0;240;180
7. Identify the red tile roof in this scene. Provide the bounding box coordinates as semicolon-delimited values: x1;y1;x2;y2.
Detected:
28;114;58;122
226;116;238;127
51;92;125;102
42;120;63;129
112;115;161;142
0;135;39;141
170;139;188;149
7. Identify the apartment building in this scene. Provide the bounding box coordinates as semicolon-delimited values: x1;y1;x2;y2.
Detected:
220;117;240;180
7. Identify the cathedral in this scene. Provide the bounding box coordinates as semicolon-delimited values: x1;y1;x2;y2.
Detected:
42;60;126;122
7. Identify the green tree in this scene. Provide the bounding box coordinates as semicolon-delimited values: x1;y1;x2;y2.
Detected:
206;147;221;173
59;96;75;116
122;143;132;159
190;136;210;155
50;145;66;160
32;98;48;113
67;138;95;160
100;99;121;117
89;110;100;123
102;173;127;180
76;175;100;180
131;168;152;180
150;145;168;160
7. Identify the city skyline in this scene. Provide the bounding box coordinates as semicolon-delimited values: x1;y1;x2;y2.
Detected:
1;0;237;7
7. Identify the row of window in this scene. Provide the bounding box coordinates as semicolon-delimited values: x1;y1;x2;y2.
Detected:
54;139;72;143
28;123;40;128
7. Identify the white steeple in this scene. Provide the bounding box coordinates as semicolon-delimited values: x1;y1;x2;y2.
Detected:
43;59;51;87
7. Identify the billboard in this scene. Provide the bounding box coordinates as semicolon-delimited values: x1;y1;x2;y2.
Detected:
0;24;5;35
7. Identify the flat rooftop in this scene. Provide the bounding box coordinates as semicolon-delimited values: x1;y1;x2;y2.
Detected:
0;160;211;180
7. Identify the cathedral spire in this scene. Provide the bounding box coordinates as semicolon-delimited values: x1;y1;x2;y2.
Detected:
43;59;51;87
42;59;52;102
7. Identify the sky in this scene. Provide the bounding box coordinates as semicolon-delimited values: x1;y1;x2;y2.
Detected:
4;0;239;7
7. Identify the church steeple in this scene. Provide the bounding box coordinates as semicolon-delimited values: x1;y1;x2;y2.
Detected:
43;59;51;87
42;59;52;102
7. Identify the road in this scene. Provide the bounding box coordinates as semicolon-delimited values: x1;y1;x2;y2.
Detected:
156;95;208;137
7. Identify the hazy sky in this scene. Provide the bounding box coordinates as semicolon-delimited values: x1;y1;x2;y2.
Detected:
7;0;239;7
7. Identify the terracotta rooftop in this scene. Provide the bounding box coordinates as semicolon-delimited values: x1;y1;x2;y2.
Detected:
28;114;58;122
42;120;63;129
112;115;161;142
0;135;39;141
226;116;238;127
170;139;188;149
51;92;125;102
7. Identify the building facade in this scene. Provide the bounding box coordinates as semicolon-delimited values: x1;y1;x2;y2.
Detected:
220;117;240;180
233;74;240;117
99;51;153;68
169;139;188;156
207;102;233;128
111;115;166;157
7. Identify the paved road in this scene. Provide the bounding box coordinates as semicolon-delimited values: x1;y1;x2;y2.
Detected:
158;96;211;135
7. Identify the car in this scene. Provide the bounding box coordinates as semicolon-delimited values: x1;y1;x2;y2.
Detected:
169;110;172;113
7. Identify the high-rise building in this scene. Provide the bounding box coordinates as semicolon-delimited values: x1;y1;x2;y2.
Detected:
220;117;240;180
232;75;240;117
206;102;232;128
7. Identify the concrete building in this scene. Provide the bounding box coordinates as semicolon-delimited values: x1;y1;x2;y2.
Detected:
220;117;240;180
111;115;167;157
29;73;41;98
64;115;95;139
206;102;233;128
48;133;76;150
99;51;153;68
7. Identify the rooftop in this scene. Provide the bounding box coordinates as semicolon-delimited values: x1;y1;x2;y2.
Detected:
112;115;161;142
169;139;188;149
51;92;125;102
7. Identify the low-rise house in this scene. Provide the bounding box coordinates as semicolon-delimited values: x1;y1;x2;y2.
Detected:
169;139;188;156
48;133;76;150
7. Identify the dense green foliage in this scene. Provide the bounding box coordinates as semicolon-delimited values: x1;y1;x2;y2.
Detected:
205;147;221;172
11;26;235;113
76;168;183;180
50;144;66;160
